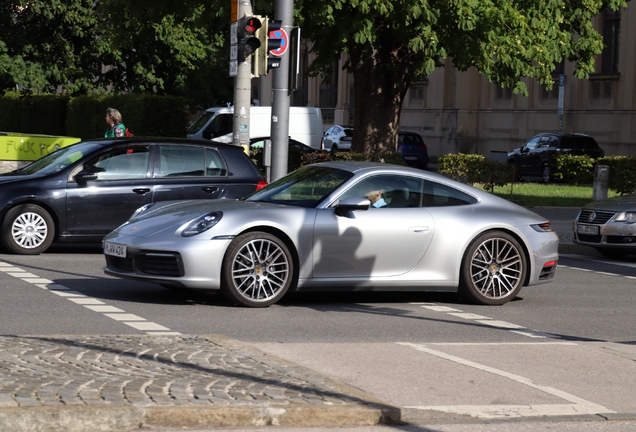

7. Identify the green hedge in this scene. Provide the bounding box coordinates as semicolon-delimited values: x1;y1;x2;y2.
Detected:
0;94;188;140
66;94;188;140
595;156;636;195
0;94;69;136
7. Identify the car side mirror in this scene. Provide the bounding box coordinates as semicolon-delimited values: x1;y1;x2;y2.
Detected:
335;197;370;217
74;169;98;183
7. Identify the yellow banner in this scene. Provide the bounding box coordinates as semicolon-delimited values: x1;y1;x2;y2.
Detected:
0;133;81;161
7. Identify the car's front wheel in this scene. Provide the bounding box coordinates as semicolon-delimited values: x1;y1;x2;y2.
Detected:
459;231;527;305
330;144;339;153
2;204;55;255
221;231;294;307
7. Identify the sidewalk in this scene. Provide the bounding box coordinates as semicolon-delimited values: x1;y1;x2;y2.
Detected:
0;334;399;431
0;208;583;431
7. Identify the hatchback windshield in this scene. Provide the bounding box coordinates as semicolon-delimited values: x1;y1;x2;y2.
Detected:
4;142;104;176
246;166;353;207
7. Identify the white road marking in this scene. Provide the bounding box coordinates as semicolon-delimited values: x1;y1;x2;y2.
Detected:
447;312;491;320
399;342;615;418
1;264;181;335
476;319;526;329
421;305;462;312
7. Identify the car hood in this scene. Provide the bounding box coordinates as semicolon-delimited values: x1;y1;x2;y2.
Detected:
0;171;46;184
108;199;292;238
582;195;636;212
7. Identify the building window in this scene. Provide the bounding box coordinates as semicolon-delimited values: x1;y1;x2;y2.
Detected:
540;84;559;100
590;79;614;99
602;8;621;73
319;62;339;108
408;79;427;108
495;84;512;100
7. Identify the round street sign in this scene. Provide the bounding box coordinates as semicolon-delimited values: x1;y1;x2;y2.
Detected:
269;28;288;56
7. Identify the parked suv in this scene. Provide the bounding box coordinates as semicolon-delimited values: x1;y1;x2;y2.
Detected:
322;125;353;152
507;133;605;183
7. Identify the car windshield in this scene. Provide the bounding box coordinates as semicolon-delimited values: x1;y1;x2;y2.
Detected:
5;142;104;176
245;166;353;207
186;111;215;134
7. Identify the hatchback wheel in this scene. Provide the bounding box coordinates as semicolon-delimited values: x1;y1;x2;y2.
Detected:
459;231;527;305
330;144;339;153
221;232;294;307
2;204;55;255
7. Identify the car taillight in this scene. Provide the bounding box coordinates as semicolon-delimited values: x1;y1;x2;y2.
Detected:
420;143;427;149
543;260;557;268
256;180;268;190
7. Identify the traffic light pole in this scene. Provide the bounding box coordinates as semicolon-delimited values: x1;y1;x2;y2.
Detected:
232;0;254;152
269;0;294;182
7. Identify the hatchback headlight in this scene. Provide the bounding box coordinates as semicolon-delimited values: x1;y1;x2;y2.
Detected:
180;212;223;237
615;212;636;223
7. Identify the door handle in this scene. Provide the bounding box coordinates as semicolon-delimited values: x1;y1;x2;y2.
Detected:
132;188;151;195
201;186;219;193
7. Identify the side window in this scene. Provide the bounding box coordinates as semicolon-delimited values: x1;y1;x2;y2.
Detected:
205;148;228;177
523;136;541;151
422;180;478;207
85;146;150;180
159;146;228;178
160;145;205;177
338;175;424;208
204;114;233;139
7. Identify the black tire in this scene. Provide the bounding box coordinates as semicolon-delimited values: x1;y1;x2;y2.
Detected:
221;232;294;307
595;248;630;260
2;204;55;255
459;231;527;305
330;144;339;153
541;164;552;183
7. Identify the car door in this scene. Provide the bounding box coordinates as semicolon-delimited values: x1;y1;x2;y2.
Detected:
152;144;225;202
65;145;154;236
312;174;435;278
517;136;542;175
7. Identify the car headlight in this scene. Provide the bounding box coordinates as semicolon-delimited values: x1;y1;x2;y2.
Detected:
180;211;223;237
132;203;156;218
615;212;636;223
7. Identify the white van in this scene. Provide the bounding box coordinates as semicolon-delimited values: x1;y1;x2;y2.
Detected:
186;106;324;150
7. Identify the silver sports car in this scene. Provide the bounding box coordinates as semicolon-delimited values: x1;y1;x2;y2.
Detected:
103;161;559;307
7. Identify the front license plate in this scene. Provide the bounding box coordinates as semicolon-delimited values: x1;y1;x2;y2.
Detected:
104;241;127;258
577;224;599;235
404;156;417;160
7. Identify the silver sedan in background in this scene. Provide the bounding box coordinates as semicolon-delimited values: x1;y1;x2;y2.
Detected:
103;162;559;307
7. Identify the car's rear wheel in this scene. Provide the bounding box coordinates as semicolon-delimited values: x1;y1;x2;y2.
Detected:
2;204;55;255
595;248;630;259
330;144;339;153
542;164;552;183
221;231;294;307
459;231;527;305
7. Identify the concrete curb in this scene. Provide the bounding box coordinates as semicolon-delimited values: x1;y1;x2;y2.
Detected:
0;403;400;432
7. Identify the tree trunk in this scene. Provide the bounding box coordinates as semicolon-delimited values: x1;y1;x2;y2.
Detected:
347;29;412;159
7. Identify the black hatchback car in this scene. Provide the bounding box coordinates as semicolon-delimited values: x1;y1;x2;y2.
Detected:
507;133;605;183
0;137;266;255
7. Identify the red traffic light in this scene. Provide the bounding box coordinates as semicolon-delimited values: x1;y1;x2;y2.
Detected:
244;17;261;34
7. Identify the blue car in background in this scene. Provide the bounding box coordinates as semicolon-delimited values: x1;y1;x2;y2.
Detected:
398;131;429;169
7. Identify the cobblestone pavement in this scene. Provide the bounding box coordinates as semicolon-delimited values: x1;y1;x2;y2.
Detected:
0;334;399;431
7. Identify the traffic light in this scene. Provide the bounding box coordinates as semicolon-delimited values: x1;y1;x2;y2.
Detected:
238;15;262;62
253;17;284;76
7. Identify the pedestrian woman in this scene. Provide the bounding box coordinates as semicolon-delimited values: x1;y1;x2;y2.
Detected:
104;108;126;137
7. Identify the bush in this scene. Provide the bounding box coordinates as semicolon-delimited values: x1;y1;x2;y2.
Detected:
554;154;595;185
595;156;636;195
438;153;515;192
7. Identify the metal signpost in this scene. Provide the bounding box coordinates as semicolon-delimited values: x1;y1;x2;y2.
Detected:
558;74;565;134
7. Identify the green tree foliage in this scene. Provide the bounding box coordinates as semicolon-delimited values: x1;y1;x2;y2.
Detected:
0;0;105;94
296;0;629;158
0;0;233;107
96;0;233;107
